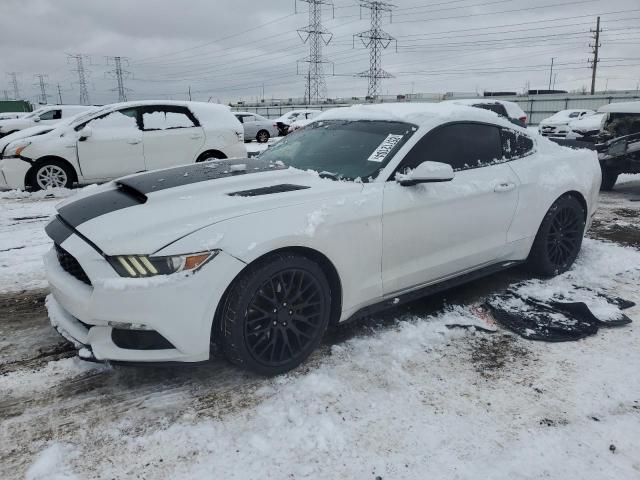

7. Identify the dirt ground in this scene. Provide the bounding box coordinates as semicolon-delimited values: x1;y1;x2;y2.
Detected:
1;178;639;478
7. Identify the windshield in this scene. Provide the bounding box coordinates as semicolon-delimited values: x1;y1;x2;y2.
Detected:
70;106;111;127
24;108;47;119
258;119;416;181
568;112;581;118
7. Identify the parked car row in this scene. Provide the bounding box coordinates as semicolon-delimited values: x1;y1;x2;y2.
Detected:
0;101;245;190
0;105;95;138
43;102;601;375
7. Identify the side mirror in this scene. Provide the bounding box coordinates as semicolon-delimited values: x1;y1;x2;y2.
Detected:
33;117;41;123
78;126;93;141
397;161;455;186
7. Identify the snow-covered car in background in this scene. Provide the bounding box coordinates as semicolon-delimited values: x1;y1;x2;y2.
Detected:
44;103;600;375
443;98;528;127
596;101;640;191
538;109;595;138
0;101;245;191
45;104;600;374
275;109;321;136
287;116;319;134
0;105;94;137
565;113;605;142
0;111;28;121
234;112;279;143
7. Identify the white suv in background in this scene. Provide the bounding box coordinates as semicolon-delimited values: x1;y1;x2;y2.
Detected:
0;105;94;137
234;112;279;143
0;101;245;191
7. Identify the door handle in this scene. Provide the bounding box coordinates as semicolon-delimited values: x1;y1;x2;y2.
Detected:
494;182;516;193
127;139;141;145
189;134;203;140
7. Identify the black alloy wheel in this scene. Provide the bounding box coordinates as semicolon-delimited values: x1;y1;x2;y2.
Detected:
219;252;331;375
526;195;585;277
256;130;270;143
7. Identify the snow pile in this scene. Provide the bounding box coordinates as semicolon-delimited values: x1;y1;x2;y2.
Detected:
0;187;77;200
303;206;328;236
26;443;80;480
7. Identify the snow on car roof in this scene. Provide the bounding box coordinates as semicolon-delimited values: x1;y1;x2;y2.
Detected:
598;101;640;114
443;98;526;119
314;102;521;131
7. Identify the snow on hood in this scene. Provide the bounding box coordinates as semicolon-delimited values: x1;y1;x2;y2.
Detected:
568;113;605;132
0;125;56;153
541;110;593;126
56;159;362;255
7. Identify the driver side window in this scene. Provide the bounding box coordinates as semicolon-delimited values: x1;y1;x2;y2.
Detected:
398;123;502;173
39;110;62;121
84;108;141;133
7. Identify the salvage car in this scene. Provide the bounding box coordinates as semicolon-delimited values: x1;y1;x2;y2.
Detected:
565;113;606;142
234;112;279;143
0;105;94;137
538;109;595;138
44;103;601;375
596;101;640;190
0;101;245;191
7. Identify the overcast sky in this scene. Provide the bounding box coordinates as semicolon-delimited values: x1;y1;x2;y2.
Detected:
1;0;639;105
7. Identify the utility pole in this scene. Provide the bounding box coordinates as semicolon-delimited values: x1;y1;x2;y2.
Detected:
6;72;21;100
547;57;555;91
2;90;8;101
57;83;63;104
297;0;334;104
589;16;601;95
67;54;91;105
106;56;131;102
188;85;192;101
354;1;396;100
34;74;49;104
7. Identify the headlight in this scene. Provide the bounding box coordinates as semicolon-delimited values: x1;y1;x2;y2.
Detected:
4;141;31;158
107;250;219;278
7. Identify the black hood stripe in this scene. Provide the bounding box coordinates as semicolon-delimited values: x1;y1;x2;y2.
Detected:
57;187;145;228
45;216;75;245
53;158;287;232
117;157;287;195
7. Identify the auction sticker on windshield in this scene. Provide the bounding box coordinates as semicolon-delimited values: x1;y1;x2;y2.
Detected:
367;134;405;162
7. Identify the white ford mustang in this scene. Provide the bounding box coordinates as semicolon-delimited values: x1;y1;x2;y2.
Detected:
44;103;601;375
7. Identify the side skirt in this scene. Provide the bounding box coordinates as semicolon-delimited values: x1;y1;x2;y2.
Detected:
343;261;523;324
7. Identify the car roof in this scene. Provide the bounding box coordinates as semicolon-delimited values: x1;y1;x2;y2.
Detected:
598;101;640;114
315;102;522;131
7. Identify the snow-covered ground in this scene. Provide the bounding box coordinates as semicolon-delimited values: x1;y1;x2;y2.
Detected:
1;175;639;479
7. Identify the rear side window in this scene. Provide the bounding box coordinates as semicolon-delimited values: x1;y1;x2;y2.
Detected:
142;106;198;131
400;122;502;172
473;103;508;118
501;129;534;159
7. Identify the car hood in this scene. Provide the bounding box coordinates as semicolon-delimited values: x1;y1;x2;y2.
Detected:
0;125;56;153
53;158;363;255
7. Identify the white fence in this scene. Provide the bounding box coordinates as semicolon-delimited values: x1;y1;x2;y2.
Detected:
232;91;640;125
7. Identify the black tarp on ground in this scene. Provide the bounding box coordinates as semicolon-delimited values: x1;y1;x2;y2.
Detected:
485;286;634;342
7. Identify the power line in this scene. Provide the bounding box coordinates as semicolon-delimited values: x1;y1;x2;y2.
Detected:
33;74;49;104
297;0;334;103
355;1;396;99
6;72;21;100
590;16;601;95
106;56;132;102
67;54;91;105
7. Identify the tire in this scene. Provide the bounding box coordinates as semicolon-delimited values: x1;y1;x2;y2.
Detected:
28;159;74;191
526;195;586;277
196;151;226;162
219;252;332;376
600;169;618;191
256;130;270;143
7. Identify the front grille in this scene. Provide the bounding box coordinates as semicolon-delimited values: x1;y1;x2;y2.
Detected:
55;245;92;286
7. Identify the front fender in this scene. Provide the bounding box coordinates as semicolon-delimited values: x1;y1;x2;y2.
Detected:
155;189;385;318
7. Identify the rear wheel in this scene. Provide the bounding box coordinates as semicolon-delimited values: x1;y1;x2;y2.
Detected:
256;130;270;143
526;195;585;277
600;168;618;191
28;160;74;191
220;252;331;375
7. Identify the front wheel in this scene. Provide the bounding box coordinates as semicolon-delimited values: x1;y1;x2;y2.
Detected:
256;130;270;143
525;195;585;277
219;252;331;375
28;160;74;191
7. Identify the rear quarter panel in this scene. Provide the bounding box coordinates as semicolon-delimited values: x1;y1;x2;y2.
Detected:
506;137;601;244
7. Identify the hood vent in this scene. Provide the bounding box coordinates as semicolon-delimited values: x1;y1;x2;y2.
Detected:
228;184;310;197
